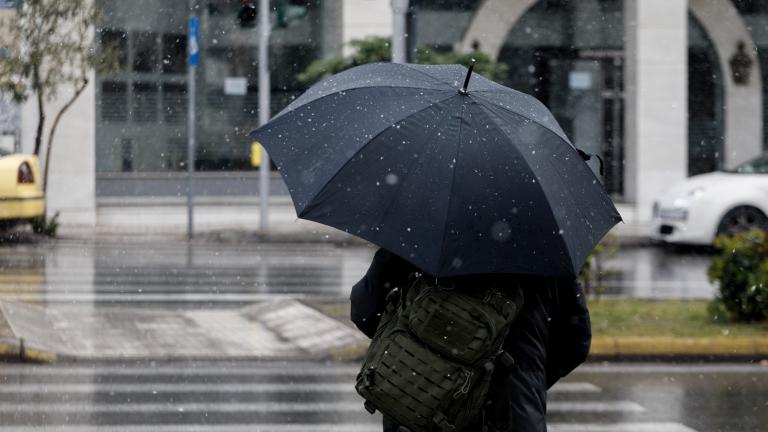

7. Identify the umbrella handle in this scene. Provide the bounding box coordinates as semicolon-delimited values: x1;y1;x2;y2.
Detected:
459;59;476;95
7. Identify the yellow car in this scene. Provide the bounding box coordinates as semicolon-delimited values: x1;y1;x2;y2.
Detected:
0;150;44;228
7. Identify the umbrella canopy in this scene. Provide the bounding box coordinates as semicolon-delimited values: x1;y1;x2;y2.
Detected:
251;62;622;277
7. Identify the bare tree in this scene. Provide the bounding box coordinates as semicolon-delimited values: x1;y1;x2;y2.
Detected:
0;0;118;192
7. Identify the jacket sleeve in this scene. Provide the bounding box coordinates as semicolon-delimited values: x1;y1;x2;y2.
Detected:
545;278;591;389
350;248;418;338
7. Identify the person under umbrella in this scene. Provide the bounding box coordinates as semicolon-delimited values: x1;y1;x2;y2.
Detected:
251;61;620;431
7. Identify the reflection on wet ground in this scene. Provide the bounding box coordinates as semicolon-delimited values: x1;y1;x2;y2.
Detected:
0;361;765;431
0;240;717;308
0;240;376;307
597;246;716;299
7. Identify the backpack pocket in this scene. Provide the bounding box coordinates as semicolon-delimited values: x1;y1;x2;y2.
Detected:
408;287;518;364
356;327;471;431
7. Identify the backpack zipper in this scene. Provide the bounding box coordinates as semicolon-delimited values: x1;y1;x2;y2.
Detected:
453;370;473;399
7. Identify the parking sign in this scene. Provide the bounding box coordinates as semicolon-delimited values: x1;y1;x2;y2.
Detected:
188;16;199;66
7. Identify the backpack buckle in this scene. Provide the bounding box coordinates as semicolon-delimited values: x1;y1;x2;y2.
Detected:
363;400;377;414
361;367;375;387
432;412;456;431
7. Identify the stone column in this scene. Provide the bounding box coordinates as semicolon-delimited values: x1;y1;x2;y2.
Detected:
624;0;688;223
341;0;392;56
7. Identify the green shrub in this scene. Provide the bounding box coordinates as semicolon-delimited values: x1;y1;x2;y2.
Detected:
708;230;768;322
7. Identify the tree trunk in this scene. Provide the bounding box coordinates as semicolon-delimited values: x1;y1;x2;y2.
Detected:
42;78;89;193
32;65;45;157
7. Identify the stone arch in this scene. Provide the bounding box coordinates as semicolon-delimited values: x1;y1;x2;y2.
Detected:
457;0;537;59
689;0;761;168
460;0;762;169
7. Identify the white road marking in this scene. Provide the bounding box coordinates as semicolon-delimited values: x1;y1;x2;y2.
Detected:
0;365;360;376
549;382;601;393
0;381;599;395
0;400;645;414
549;422;699;432
548;401;645;413
0;423;701;432
577;364;768;374
0;425;383;432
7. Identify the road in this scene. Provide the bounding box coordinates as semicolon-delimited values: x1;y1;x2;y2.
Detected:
0;238;763;431
0;361;765;431
0;239;715;306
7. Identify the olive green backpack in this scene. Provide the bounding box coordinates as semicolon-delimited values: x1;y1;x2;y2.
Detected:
355;275;523;432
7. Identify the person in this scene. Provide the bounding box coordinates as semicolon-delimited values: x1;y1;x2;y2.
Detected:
350;248;592;432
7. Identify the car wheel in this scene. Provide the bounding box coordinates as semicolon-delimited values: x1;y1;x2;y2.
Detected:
716;206;768;236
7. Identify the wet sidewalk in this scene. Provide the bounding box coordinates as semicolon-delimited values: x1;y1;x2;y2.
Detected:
0;299;367;362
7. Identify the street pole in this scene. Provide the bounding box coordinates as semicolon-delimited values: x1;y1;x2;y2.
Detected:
258;0;271;231
391;0;409;63
187;14;200;239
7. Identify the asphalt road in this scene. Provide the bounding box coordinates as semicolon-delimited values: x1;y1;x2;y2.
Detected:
0;239;716;308
0;361;765;431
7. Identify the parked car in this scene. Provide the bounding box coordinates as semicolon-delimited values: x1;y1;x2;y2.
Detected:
0;150;45;229
652;154;768;245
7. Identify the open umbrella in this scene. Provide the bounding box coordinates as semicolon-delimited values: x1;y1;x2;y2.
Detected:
250;62;622;277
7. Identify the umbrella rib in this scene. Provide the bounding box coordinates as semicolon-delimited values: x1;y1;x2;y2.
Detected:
370;96;463;243
298;92;461;218
471;94;572;145
476;101;577;274
263;86;449;125
436;99;468;274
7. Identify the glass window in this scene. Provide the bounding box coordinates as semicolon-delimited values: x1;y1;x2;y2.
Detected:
99;29;128;69
133;31;159;73
132;82;158;122
731;155;768;174
162;83;187;123
101;81;128;122
95;0;332;177
162;33;187;74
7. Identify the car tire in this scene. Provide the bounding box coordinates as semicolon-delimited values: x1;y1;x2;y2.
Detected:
716;206;768;236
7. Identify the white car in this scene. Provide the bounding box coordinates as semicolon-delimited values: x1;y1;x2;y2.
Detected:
652;154;768;245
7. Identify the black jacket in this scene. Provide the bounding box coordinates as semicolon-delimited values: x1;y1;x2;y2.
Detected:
350;248;591;432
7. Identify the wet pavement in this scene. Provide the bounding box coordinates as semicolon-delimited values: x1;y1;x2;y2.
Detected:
0;238;724;359
0;239;716;307
0;361;765;431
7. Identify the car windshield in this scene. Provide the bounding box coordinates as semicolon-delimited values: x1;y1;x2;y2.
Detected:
726;155;768;174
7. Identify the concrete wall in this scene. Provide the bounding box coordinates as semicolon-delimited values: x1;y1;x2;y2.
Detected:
18;0;97;226
342;0;392;55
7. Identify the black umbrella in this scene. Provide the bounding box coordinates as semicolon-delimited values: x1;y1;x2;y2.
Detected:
251;62;622;277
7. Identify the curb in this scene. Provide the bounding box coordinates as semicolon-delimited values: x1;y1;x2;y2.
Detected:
590;336;768;359
0;338;58;363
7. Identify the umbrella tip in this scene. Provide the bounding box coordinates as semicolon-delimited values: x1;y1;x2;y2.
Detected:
459;59;476;95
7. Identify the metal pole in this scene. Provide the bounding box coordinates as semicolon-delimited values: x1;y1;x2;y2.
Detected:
187;62;195;239
391;0;409;63
187;13;199;239
258;0;271;231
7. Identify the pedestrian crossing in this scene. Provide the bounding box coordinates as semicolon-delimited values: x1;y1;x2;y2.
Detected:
0;241;376;306
0;361;702;432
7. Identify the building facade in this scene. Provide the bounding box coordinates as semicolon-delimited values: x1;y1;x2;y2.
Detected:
13;0;768;227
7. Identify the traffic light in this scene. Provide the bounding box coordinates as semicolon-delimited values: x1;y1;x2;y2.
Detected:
238;0;257;28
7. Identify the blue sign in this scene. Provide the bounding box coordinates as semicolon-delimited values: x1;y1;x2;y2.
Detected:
188;16;200;66
0;1;18;8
